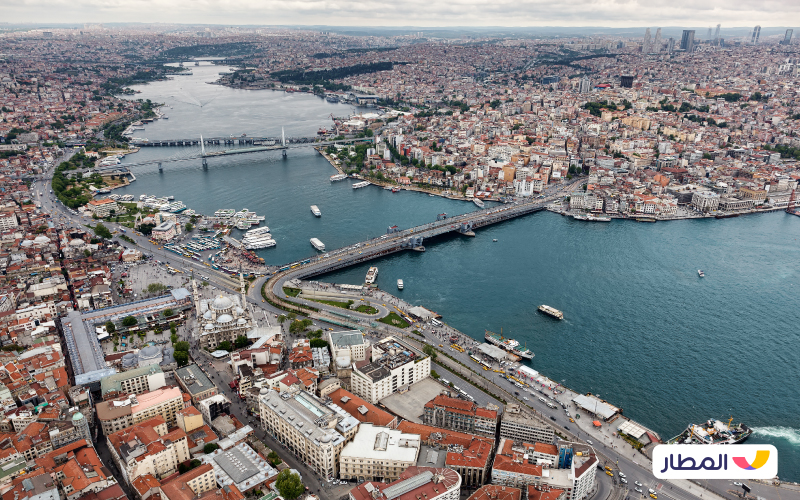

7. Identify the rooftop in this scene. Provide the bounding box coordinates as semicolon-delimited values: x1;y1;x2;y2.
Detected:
341;423;420;462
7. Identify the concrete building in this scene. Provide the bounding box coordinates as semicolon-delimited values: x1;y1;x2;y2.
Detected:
199;443;278;493
328;330;367;365
326;388;398;428
339;423;421;482
96;387;184;434
499;413;555;445
107;416;190;485
87;198;119;218
175;364;218;405
691;191;720;212
467;485;522;500
349;466;461;500
151;221;178;241
422;395;498;437
259;388;358;479
198;394;231;423
100;365;166;399
351;337;431;404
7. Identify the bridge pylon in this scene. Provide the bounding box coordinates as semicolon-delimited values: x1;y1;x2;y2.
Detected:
281;128;287;158
200;135;206;157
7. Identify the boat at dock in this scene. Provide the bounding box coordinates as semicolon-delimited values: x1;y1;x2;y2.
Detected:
574;214;611;222
392;187;400;193
243;234;276;250
485;330;534;359
668;418;751;445
352;181;371;189
365;266;378;284
473;198;485;208
635;217;657;223
538;305;564;320
330;174;348;182
311;205;321;217
245;226;270;237
310;238;325;251
397;279;404;290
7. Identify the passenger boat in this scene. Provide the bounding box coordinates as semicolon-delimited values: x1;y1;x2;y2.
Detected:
538;305;564;320
668;418;752;445
243;235;276;250
698;269;705;277
330;174;348;182
365;267;378;284
310;238;325;251
311;205;321;217
473;198;485;208
245;227;271;237
397;279;404;290
352;181;371;189
392;187;400;193
485;330;534;359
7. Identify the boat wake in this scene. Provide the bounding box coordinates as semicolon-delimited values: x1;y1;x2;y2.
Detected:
752;426;800;446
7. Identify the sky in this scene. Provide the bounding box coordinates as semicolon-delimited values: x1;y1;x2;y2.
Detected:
2;0;799;28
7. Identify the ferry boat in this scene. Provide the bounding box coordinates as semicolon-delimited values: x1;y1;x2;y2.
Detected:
698;269;705;277
311;205;322;217
538;305;564;320
310;238;325;251
485;330;534;359
330;174;348;182
397;279;404;290
668;418;752;445
243;235;276;250
365;266;378;284
574;214;611;222
473;198;485;208
326;95;340;103
353;181;371;189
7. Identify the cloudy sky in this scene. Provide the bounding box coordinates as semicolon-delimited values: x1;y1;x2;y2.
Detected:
3;0;798;28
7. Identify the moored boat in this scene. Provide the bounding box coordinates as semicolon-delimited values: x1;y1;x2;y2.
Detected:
668;418;752;445
473;198;485;208
485;330;534;359
310;238;325;251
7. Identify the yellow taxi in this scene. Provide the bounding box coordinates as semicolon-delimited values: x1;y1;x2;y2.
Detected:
605;470;613;477
439;344;444;347
650;494;657;500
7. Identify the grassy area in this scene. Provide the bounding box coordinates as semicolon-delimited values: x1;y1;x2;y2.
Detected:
378;312;410;329
283;287;301;297
308;298;353;309
354;304;378;314
411;330;425;338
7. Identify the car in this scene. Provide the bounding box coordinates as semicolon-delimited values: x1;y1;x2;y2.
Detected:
650;494;657;500
620;478;627;484
514;391;519;396
605;466;613;472
586;439;592;444
605;470;613;477
570;418;575;422
733;482;742;487
648;489;656;495
618;472;625;478
634;488;643;494
634;481;642;487
523;396;529;401
549;416;557;421
564;426;570;430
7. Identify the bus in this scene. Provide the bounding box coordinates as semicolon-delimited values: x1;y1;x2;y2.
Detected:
119;228;126;233
279;265;291;272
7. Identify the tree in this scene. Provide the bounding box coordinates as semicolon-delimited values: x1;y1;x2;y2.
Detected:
94;222;112;239
147;283;167;294
287;312;297;321
185;223;194;232
274;470;304;500
174;341;189;352
218;341;233;352
277;315;287;324
105;321;116;334
122;316;137;327
431;370;440;379
164;308;175;317
235;335;249;349
203;443;220;454
173;350;189;367
309;338;329;348
301;318;313;329
422;344;437;359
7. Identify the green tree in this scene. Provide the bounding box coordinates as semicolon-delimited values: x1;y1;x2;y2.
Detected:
274;470;304;500
277;315;287;324
164;308;175;317
173;350;189;367
203;443;220;454
309;338;329;348
146;283;167;294
431;370;440;379
234;335;249;349
122;316;137;327
218;341;233;352
105;321;116;334
174;341;190;352
185;223;194;232
422;344;437;359
94;222;112;239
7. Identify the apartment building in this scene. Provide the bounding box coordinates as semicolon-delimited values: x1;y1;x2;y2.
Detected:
175;364;218;405
107;416;190;485
422;395;498;437
499;413;555;445
339;423;421;482
349;466;461;500
198;394;231;423
100;365;167;399
351;337;431;404
259;388;358;479
328;330;368;362
96;387;184;434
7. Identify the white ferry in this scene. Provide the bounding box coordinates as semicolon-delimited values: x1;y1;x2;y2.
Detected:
310;238;325;251
397;279;404;290
311;205;321;217
245;227;271;237
352;181;371;189
473;198;485;208
365;267;378;284
243;235;276;250
538;305;564;320
330;174;348;182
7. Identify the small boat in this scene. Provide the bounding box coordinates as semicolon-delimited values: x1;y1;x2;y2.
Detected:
493;239;498;242
698;270;705;277
429;194;435;197
311;205;321;217
392;187;400;193
330;174;347;182
397;279;404;290
538;305;564;320
473;198;485;208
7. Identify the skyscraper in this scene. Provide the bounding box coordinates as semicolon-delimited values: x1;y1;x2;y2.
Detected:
752;25;761;44
668;37;675;54
707;27;713;39
653;28;662;53
620;76;635;88
713;24;721;46
579;76;591;94
643;28;652;54
783;29;794;45
680;30;696;52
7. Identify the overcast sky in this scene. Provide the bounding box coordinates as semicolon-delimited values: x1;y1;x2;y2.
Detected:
3;0;798;29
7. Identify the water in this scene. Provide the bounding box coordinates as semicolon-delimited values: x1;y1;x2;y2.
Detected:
121;64;800;481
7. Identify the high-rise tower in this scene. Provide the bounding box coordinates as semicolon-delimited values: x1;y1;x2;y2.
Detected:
653;28;662;53
752;25;761;44
680;30;696;52
713;24;721;46
783;29;794;45
643;28;652;54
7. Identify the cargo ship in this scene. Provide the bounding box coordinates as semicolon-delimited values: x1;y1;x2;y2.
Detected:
538;305;564;320
668;418;752;445
485;330;534;359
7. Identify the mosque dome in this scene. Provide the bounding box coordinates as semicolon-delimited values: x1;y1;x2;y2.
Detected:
237;318;247;325
217;314;233;324
211;295;233;311
203;309;213;320
204;323;215;330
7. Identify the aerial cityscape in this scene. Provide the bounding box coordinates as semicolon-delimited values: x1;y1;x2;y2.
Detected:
0;14;798;500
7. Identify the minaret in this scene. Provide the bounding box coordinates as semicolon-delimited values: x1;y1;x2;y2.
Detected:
191;270;201;313
239;264;247;307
